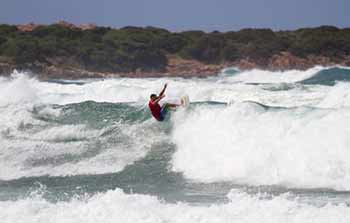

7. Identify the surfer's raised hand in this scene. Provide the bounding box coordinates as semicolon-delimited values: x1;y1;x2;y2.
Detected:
159;83;167;97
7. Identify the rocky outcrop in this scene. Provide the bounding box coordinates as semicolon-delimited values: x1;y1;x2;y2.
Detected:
232;52;341;71
342;56;350;67
234;59;258;70
268;52;309;70
267;52;336;70
0;57;15;75
56;20;76;29
16;23;41;32
165;55;224;77
16;21;97;32
78;23;97;30
0;55;224;79
1;52;349;80
28;54;224;79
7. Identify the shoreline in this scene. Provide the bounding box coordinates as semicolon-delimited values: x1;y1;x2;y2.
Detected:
1;53;349;80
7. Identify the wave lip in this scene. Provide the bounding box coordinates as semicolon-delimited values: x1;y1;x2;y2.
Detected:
301;67;350;86
221;66;324;84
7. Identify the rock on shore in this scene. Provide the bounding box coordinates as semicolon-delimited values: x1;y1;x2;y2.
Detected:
1;52;350;80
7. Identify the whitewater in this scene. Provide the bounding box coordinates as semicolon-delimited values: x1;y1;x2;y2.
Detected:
1;67;350;222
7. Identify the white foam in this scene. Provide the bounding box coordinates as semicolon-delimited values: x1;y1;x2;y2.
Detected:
171;102;350;190
318;82;350;108
1;188;350;223
0;115;160;180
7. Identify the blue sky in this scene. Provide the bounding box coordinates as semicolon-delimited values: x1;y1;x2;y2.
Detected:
1;0;349;31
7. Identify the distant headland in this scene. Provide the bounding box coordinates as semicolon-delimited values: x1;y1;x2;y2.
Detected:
0;21;350;79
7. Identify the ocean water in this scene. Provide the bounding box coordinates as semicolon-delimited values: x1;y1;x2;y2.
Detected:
1;67;350;222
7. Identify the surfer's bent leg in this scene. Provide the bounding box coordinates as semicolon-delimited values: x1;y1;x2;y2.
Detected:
165;103;179;109
159;103;180;120
160;104;169;119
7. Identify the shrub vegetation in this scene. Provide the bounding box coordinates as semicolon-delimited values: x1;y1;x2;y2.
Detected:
0;24;349;72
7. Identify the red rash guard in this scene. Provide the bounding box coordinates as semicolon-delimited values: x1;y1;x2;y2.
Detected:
148;100;162;121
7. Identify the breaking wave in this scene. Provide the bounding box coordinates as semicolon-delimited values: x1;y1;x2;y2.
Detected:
2;67;350;222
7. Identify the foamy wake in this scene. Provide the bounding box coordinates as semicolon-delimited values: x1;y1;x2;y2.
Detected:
0;103;158;180
171;102;350;190
0;188;349;223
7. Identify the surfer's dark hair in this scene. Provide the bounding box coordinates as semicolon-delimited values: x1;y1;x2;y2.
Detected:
150;94;157;99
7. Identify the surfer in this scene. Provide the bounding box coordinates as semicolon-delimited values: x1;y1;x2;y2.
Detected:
148;83;180;121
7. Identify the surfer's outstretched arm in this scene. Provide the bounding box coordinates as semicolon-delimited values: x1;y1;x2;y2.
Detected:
159;83;167;97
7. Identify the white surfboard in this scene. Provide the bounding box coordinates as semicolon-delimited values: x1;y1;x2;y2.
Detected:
180;95;190;107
